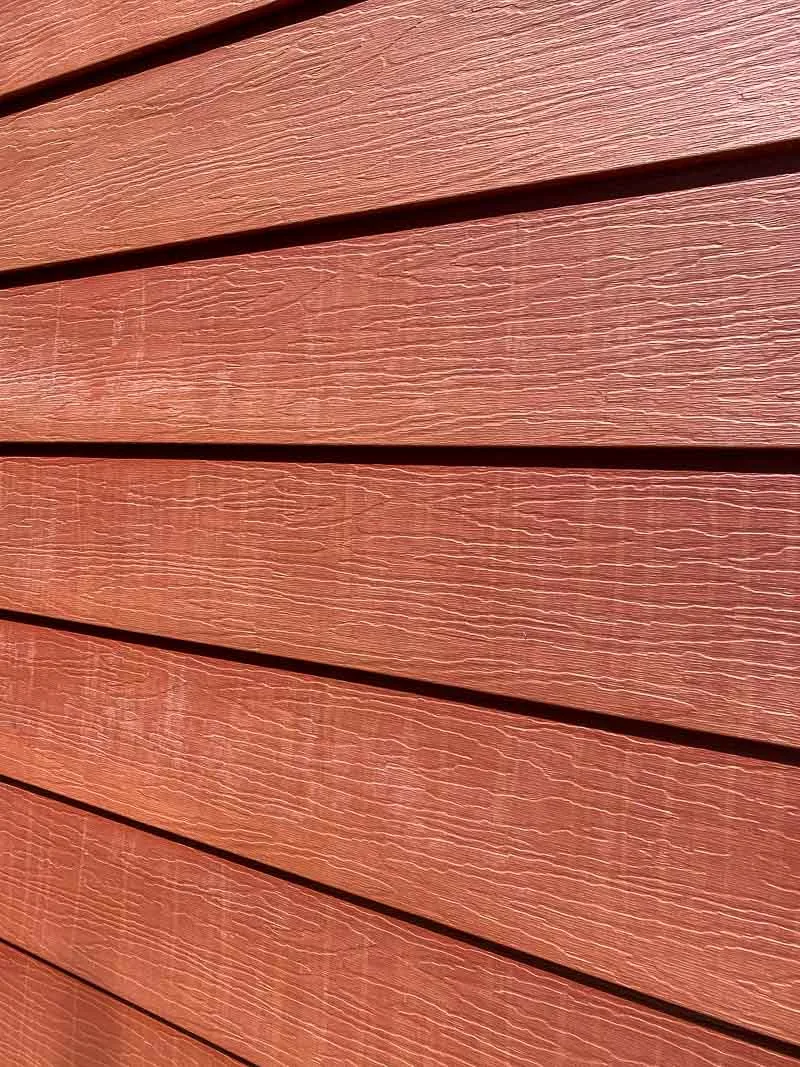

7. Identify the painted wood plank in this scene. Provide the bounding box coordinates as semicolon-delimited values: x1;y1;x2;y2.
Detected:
0;783;796;1064
2;170;799;445
1;0;798;270
0;617;797;1036
0;458;797;743
0;941;237;1067
0;1;270;100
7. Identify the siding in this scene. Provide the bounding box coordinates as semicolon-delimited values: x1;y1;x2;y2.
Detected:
0;1;272;100
1;170;798;446
1;458;798;741
0;1;798;1064
1;784;796;1066
2;0;800;269
0;618;797;1036
0;941;239;1067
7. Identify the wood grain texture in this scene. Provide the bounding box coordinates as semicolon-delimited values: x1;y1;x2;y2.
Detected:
0;617;797;1037
0;941;236;1067
0;458;798;743
0;1;269;99
1;783;797;1065
1;0;799;270
2;171;799;445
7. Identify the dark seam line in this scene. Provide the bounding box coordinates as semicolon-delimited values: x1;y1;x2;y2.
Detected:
1;773;798;1061
0;607;796;766
0;0;366;120
0;136;798;291
0;936;262;1066
0;444;798;474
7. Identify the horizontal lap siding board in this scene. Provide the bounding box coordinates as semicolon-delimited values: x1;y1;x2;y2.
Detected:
2;171;799;445
0;784;796;1067
0;942;236;1067
0;618;797;1038
0;1;268;99
1;0;799;269
0;458;798;743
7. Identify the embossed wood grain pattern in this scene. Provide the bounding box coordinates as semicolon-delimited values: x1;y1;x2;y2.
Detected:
0;616;797;1035
0;941;236;1067
2;0;799;269
0;458;798;742
1;783;797;1065
2;171;799;445
0;0;267;99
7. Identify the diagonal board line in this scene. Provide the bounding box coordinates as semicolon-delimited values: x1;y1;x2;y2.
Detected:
0;0;366;120
0;606;797;766
0;137;798;292
0;772;798;1060
0;936;262;1067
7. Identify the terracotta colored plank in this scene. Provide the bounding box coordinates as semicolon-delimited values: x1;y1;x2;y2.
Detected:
0;784;796;1065
2;171;799;445
0;617;797;1037
0;941;237;1067
1;0;799;270
0;1;269;100
0;458;798;743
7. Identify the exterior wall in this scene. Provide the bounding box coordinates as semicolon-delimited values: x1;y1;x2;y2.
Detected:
0;4;797;1064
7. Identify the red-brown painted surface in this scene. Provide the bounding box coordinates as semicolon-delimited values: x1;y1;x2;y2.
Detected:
1;169;798;445
0;0;268;99
1;0;799;269
1;783;797;1065
1;458;798;741
0;617;796;1035
1;1;798;1063
0;941;237;1067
